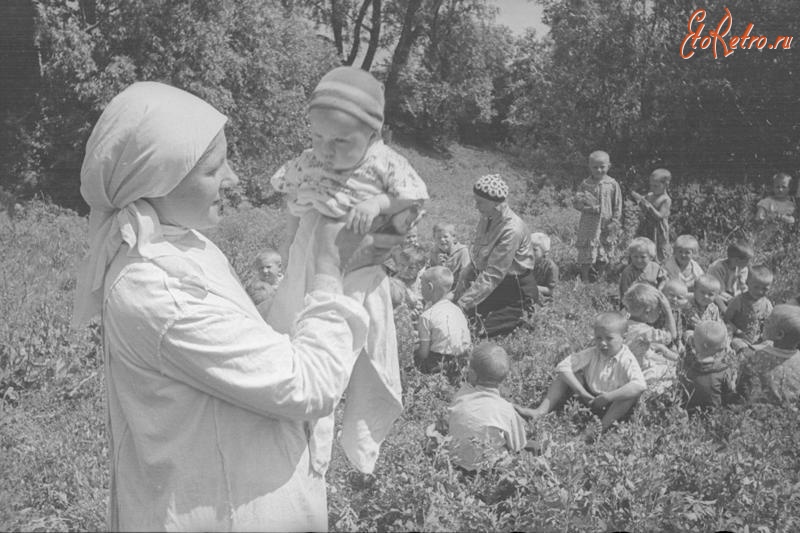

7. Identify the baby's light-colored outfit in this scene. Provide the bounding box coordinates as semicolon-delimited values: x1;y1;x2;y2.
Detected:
269;140;428;475
663;257;704;292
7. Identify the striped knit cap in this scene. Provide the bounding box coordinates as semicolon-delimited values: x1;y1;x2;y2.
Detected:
473;174;509;202
309;66;384;131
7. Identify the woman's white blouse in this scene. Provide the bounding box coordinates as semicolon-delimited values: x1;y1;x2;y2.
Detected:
101;228;368;532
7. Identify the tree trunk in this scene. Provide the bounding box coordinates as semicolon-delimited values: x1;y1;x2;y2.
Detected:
345;0;372;65
360;0;381;70
384;0;425;119
330;0;344;57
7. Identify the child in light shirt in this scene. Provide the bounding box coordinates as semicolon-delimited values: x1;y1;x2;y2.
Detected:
661;278;690;354
724;265;774;351
447;342;527;471
530;232;559;304
516;312;646;440
575;150;622;282
414;266;472;381
618;237;668;302
268;66;429;475
737;304;800;404
245;248;283;315
706;239;753;314
662;234;704;292
429;223;471;291
631;168;672;261
388;243;428;314
622;283;678;394
755;172;795;224
682;274;724;345
681;321;737;411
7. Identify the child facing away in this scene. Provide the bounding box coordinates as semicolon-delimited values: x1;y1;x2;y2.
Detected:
755;172;795;224
681;274;724;344
428;223;471;291
516;312;646;441
530;232;559;304
618;237;668;302
724;264;774;352
414;267;472;381
622;283;678;394
662;234;704;292
447;342;527;472
706;239;754;314
737;304;800;404
575;150;622;282
268;66;429;475
631;168;672;262
245;248;283;315
680;321;737;412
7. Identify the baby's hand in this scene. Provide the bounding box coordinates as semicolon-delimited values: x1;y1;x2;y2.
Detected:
347;198;382;234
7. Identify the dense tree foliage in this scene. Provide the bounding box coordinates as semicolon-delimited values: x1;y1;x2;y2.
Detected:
2;0;797;209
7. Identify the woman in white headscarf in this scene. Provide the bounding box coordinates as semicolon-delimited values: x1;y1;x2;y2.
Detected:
72;81;401;532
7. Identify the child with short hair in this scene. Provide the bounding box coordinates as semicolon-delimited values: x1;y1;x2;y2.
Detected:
268;66;429;475
388;243;428;313
663;234;704;292
530;232;559;304
631;168;672;261
682;274;724;343
680;321;737;411
724;264;774;351
414;266;472;381
447;342;527;471
706;239;754;314
755;172;795;224
516;312;646;440
737;305;800;404
618;237;668;302
245;248;283;315
575;151;622;282
623;283;678;394
429;223;471;290
661;278;690;353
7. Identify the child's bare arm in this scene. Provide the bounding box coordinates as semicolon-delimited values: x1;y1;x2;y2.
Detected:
348;194;420;234
558;369;596;402
657;292;677;340
651;342;679;361
280;214;300;263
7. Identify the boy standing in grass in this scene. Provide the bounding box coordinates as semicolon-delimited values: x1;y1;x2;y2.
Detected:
631;168;672;262
516;312;646;441
574;151;622;282
414;266;472;382
429;223;471;291
706;239;753;314
755;172;795;224
724;265;774;352
447;342;527;471
663;234;704;292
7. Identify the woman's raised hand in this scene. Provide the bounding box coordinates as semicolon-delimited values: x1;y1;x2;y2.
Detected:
314;217;405;279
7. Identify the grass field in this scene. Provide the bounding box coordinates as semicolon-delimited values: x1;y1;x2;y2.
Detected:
2;142;800;531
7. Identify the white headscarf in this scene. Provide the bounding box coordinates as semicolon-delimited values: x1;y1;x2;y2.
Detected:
72;81;227;327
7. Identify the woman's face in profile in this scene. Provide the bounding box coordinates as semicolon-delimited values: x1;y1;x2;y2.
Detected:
150;131;238;229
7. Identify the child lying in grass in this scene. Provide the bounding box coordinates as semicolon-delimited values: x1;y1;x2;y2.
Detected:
516;312;646;442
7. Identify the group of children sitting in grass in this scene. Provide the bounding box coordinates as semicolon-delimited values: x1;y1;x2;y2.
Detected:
248;144;798;473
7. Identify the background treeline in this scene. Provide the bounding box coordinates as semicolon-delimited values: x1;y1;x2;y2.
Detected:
1;0;799;213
